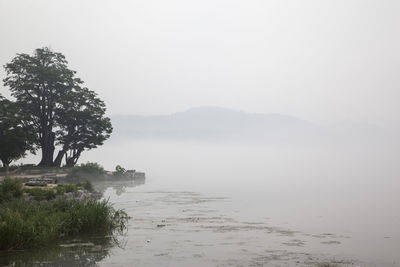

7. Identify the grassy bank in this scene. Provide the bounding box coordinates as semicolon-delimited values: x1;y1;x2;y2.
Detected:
0;178;128;250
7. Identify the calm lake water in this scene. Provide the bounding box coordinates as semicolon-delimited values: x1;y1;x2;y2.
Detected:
1;140;399;266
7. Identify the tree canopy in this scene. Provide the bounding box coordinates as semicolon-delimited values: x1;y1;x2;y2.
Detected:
0;96;35;174
2;47;112;167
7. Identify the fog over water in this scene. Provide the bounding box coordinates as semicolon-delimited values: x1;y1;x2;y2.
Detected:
76;135;400;265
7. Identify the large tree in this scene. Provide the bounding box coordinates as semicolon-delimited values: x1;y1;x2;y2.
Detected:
0;95;35;175
3;47;111;167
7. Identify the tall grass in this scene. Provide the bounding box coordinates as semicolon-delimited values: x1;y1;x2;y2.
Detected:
0;177;23;202
0;178;127;250
0;198;127;250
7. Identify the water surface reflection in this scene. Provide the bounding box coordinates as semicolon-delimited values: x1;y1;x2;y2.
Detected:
0;236;113;267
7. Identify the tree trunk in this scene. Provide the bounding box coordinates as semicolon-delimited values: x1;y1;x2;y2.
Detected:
54;149;66;167
65;156;78;167
1;159;10;177
38;146;55;166
38;131;55;166
5;163;9;177
65;148;83;167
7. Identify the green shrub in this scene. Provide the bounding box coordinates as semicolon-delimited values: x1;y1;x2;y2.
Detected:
82;180;94;193
55;184;79;195
67;162;105;180
0;178;23;202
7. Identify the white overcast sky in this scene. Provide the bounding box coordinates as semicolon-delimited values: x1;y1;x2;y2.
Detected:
0;0;399;127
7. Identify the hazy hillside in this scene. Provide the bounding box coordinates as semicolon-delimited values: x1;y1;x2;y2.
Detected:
110;107;393;145
111;107;328;143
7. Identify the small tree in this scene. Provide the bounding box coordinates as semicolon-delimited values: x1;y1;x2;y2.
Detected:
0;96;35;175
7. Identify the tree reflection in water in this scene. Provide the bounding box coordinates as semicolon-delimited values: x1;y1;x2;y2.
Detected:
93;176;145;196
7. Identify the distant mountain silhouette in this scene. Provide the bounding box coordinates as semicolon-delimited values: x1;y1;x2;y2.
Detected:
111;107;329;143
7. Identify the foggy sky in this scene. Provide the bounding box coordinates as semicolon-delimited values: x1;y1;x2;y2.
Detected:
0;0;399;128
